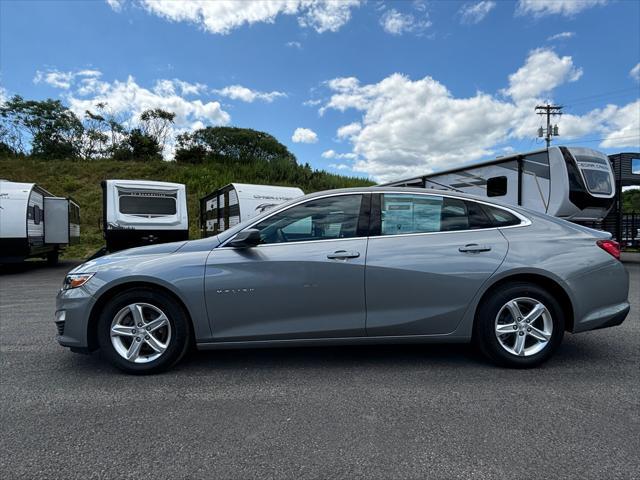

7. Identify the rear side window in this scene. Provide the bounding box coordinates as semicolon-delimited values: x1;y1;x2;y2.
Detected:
482;204;521;227
380;194;504;234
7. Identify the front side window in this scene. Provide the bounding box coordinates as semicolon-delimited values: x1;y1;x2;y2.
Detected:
119;194;177;216
253;194;363;244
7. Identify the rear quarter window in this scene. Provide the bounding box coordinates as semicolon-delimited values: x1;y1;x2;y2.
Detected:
481;204;522;227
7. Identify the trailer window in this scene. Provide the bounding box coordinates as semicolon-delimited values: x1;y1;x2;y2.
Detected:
632;158;640;175
119;195;177;216
33;205;42;225
486;176;507;197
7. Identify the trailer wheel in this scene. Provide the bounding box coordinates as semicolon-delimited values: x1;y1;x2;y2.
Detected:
46;250;59;266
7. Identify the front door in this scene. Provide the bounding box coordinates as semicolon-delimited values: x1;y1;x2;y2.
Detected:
204;193;369;341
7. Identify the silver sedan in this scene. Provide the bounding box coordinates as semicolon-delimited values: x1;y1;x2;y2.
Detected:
56;187;630;374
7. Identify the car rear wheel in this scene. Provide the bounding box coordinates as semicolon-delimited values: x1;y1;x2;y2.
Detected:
474;282;565;368
97;289;192;374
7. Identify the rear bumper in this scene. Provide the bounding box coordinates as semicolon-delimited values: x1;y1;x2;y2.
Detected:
572;301;630;333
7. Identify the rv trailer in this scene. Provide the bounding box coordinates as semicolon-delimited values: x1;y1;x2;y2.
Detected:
381;146;616;222
102;179;188;252
200;183;304;237
0;180;80;264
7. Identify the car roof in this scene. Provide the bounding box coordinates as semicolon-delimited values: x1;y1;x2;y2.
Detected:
300;186;519;208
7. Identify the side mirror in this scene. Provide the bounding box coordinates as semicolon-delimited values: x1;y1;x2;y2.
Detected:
228;228;261;248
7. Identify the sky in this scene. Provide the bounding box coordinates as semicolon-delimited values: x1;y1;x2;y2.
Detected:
0;0;639;182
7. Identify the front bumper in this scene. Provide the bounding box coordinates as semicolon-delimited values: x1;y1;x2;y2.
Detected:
55;287;96;350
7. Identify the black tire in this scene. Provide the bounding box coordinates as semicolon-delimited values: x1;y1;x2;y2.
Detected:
97;289;192;374
46;250;59;266
473;282;565;368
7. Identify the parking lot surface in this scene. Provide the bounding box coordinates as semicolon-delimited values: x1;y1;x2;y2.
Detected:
1;259;638;479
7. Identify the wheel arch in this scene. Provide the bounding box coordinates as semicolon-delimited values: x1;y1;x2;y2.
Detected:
86;281;195;352
475;272;575;332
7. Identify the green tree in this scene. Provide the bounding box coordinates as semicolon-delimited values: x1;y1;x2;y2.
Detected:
113;128;162;161
140;108;175;155
0;95;83;159
175;126;296;165
622;189;640;213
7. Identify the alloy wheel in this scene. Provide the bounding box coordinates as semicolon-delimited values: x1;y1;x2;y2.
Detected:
494;297;553;357
110;303;172;363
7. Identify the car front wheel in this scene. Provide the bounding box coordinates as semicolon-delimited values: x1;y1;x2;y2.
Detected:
97;289;192;374
474;282;565;368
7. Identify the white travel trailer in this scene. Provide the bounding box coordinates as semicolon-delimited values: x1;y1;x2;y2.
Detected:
102;179;188;252
200;183;304;237
0;180;80;264
381;146;616;222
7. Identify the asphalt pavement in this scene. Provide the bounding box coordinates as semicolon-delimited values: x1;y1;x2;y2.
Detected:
1;259;638;479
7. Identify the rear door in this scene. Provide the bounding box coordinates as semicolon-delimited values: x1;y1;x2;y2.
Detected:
365;193;510;336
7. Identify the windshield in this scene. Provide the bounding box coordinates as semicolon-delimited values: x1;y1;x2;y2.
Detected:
580;169;612;195
570;148;614;196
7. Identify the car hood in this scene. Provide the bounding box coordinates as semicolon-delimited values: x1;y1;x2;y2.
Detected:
71;236;221;274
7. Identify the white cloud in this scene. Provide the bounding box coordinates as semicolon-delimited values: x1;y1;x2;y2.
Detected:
0;85;7;105
286;41;302;49
380;8;431;35
34;69;101;89
113;0;362;35
599;100;640;148
106;0;124;12
516;0;608;17
292;127;318;143
35;68;231;158
630;63;640;82
503;48;582;102
336;122;362;139
322;149;357;159
328;163;350;170
459;1;496;24
214;85;286;103
547;31;575;41
303;99;323;107
319;48;637;181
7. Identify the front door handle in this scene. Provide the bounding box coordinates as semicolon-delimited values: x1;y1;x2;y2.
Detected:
327;250;360;260
459;244;492;253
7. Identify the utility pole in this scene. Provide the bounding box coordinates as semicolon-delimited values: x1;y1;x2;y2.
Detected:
535;104;563;148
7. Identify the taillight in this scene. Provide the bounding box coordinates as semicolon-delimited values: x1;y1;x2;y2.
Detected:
596;239;620;260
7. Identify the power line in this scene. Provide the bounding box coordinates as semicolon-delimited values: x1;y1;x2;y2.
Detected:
561;87;639;107
560;134;640;146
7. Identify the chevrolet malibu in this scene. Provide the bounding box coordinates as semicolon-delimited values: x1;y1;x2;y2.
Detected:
56;188;630;374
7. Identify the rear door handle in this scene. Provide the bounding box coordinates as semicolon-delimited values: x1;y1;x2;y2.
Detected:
327;250;360;260
458;244;492;253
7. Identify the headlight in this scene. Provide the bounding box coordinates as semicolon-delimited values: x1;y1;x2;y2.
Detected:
62;273;95;290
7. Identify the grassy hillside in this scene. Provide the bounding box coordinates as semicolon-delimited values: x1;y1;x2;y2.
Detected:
1;156;373;259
